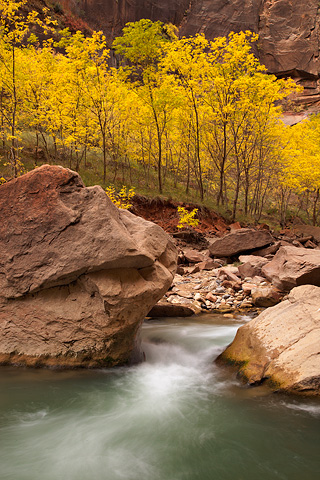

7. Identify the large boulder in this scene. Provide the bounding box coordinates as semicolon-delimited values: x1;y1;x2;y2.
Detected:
209;228;273;258
0;165;177;368
262;246;320;291
217;285;320;396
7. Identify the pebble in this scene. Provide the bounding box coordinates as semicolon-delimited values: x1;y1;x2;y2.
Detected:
241;302;253;308
206;292;217;302
216;286;225;293
164;256;277;315
194;292;204;302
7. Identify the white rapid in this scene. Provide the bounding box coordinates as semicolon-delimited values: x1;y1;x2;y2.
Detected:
0;315;319;480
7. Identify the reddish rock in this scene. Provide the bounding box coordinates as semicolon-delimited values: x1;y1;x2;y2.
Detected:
229;222;241;232
221;280;241;291
61;0;190;40
209;228;273;258
258;0;320;79
1;166;176;298
294;225;320;243
242;282;256;295
184;249;206;264
251;276;268;285
184;265;200;275
299;235;314;244
176;265;185;275
292;240;303;248
304;240;317;249
0;165;177;368
262;246;320;291
251;285;282;307
197;259;223;271
218;267;241;284
206;292;217;303
238;255;270;279
279;240;292;247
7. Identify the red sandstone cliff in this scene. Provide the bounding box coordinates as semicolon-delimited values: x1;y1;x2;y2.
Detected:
60;0;320;100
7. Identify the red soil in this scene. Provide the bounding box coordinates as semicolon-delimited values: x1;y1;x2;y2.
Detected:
130;195;229;236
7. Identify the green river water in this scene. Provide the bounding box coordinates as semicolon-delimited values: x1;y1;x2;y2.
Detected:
0;315;319;480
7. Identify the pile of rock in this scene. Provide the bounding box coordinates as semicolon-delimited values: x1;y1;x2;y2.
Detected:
147;220;320;396
149;226;320;317
149;257;281;317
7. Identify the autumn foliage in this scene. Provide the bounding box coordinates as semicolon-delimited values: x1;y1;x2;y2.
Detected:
0;1;319;224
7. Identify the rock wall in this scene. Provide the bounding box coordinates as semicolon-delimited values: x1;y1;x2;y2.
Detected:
60;0;190;38
61;0;320;95
0;165;177;368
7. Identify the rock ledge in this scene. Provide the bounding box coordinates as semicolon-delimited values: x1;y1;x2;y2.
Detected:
217;285;320;396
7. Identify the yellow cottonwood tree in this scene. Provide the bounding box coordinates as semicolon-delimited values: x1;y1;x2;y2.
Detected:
282;116;320;225
61;29;128;182
0;0;55;175
201;31;297;212
162;34;209;200
113;19;179;193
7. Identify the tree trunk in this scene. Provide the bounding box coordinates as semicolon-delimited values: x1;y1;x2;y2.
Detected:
193;97;203;201
102;132;107;183
312;188;319;226
232;168;241;221
217;122;227;206
11;42;18;177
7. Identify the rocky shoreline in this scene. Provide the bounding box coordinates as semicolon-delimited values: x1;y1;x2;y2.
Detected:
147;224;320;396
148;225;320;318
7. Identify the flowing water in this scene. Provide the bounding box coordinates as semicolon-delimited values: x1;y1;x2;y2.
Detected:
0;315;319;480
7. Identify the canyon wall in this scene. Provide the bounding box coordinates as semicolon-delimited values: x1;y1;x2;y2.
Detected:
61;0;320;98
60;0;190;38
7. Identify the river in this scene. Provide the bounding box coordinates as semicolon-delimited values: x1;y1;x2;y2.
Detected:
0;314;319;480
